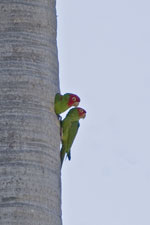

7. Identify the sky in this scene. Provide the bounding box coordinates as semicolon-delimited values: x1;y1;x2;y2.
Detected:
56;1;150;225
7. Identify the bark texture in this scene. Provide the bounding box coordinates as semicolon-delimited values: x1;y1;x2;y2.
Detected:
0;0;62;224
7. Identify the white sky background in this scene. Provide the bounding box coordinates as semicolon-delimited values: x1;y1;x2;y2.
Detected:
56;1;150;225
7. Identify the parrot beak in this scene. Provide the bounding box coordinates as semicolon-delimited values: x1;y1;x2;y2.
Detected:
82;113;86;119
73;102;79;107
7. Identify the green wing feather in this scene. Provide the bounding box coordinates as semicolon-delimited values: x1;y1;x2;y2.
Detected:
60;118;71;167
54;93;62;114
60;108;81;167
55;93;61;101
60;121;80;167
67;121;80;160
54;93;70;115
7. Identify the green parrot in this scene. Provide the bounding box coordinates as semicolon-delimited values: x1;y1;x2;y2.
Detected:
60;107;86;167
54;93;80;115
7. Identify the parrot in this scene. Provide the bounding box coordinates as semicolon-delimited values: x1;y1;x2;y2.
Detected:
60;107;86;167
54;93;80;115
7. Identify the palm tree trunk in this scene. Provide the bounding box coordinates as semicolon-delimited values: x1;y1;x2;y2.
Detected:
0;1;62;224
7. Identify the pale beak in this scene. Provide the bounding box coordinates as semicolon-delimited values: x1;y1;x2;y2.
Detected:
82;113;86;119
73;102;79;107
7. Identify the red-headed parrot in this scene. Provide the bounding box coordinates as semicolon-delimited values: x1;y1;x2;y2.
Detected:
54;93;80;115
60;107;86;167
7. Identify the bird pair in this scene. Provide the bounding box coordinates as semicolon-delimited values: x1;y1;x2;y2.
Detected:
54;93;86;167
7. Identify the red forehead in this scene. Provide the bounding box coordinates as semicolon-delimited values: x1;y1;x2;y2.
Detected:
69;94;80;102
68;94;80;106
77;107;86;115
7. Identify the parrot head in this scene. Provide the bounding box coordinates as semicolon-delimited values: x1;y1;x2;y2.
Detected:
66;107;86;121
68;94;80;107
77;107;86;119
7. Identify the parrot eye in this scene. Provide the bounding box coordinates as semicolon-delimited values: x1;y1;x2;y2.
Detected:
72;97;76;101
79;109;83;113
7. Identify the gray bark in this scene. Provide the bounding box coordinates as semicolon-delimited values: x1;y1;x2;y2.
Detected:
0;0;62;225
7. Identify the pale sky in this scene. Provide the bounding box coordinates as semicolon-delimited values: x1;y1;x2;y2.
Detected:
57;1;150;225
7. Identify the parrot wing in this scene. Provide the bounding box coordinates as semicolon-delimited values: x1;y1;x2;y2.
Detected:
55;93;62;102
67;121;80;160
60;119;71;167
54;93;62;115
54;93;70;115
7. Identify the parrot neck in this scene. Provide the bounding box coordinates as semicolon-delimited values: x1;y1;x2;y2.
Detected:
67;114;79;122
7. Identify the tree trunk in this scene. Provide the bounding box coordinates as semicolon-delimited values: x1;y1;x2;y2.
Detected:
0;1;62;225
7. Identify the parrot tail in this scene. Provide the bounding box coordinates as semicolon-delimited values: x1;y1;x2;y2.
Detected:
67;151;71;161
